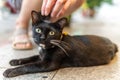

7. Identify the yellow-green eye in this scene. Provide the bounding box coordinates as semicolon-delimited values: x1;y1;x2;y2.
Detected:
49;31;55;35
36;28;41;33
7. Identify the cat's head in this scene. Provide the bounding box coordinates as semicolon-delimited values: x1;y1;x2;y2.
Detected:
31;11;67;49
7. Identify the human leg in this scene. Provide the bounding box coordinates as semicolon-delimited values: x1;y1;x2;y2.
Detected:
13;0;42;50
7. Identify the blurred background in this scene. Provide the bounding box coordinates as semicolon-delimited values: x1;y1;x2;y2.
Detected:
0;0;120;47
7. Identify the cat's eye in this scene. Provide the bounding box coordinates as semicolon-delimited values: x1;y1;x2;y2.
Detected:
36;28;41;33
49;31;55;35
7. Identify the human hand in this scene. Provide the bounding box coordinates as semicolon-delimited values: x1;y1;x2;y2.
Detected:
41;0;84;22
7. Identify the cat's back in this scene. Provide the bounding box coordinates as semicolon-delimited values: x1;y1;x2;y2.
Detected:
63;34;118;54
73;35;113;46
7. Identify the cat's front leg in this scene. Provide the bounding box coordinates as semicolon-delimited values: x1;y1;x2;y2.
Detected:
10;55;39;66
3;61;59;78
3;62;42;77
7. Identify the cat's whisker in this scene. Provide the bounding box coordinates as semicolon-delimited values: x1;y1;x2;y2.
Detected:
51;40;69;46
51;40;72;50
50;40;61;43
50;41;69;57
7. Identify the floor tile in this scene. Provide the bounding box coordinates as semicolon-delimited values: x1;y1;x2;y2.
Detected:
53;55;120;80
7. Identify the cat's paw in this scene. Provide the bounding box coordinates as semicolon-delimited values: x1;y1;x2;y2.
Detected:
9;59;22;66
3;68;18;77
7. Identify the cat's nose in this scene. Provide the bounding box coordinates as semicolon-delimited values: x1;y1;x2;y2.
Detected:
40;35;45;40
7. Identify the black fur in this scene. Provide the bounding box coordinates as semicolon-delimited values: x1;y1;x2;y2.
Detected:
3;11;118;78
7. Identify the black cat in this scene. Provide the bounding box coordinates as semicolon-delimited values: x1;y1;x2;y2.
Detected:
3;11;118;78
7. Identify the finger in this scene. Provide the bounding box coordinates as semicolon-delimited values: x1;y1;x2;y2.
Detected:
51;0;66;18
45;0;56;16
41;0;48;15
56;1;71;18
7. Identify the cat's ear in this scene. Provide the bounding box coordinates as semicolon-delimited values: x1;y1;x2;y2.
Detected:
31;10;40;25
56;18;68;29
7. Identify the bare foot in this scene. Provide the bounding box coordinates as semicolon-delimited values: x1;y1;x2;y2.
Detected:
12;28;33;50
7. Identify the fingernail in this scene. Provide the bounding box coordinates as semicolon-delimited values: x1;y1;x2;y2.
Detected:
41;11;43;15
41;10;45;16
45;11;49;16
42;10;44;15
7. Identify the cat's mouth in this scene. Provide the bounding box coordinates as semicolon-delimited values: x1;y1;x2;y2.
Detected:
39;44;46;49
39;43;55;49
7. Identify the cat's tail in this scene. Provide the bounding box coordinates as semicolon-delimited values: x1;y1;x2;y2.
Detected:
114;44;118;53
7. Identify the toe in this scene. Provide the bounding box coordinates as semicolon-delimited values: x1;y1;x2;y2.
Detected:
3;69;13;78
12;32;33;50
3;68;21;77
9;60;21;66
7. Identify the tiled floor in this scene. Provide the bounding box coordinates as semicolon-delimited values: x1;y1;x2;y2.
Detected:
0;1;120;80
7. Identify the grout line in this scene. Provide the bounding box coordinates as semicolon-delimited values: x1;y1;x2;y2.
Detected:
50;70;59;80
